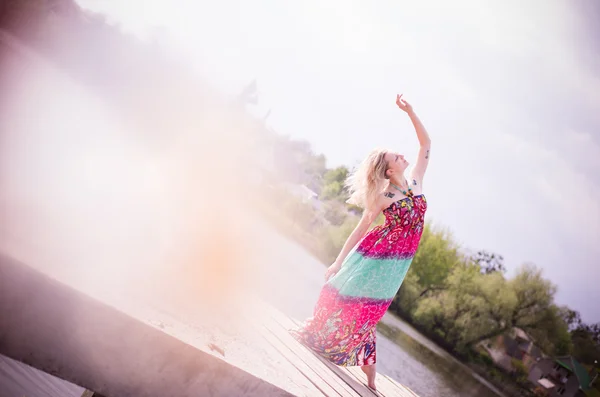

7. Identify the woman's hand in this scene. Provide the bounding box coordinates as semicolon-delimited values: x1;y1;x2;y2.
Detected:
396;93;413;114
325;262;342;281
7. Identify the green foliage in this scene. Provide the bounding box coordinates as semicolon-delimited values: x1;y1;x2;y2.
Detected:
270;135;328;190
316;216;360;264
323;166;349;186
413;263;494;348
559;306;583;332
320;166;350;201
410;257;563;354
320;182;343;201
527;305;573;356
511;358;528;384
282;196;319;232
509;264;557;329
409;224;461;297
571;323;600;366
394;272;422;313
511;358;526;373
322;200;348;226
478;352;495;367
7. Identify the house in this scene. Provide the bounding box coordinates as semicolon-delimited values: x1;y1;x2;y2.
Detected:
528;356;597;397
486;328;544;372
513;328;544;369
281;182;322;211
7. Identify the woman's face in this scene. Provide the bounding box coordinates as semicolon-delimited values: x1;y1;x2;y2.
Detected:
384;151;409;178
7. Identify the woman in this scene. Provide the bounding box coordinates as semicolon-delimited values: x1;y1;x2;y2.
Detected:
289;94;431;391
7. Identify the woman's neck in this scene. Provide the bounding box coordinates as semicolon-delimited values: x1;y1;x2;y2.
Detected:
389;175;407;189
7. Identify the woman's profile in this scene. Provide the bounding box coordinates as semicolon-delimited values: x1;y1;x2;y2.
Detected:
290;93;431;391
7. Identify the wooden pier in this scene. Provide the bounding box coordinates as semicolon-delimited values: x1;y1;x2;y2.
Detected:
0;252;421;397
245;297;422;397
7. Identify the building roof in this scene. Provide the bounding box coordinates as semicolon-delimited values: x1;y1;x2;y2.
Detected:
514;327;531;341
538;378;556;389
556;356;592;391
529;345;542;359
503;336;520;357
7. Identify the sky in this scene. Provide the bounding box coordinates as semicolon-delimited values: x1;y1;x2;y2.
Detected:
76;0;599;323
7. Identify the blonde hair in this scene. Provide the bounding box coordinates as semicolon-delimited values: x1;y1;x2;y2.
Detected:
345;148;390;209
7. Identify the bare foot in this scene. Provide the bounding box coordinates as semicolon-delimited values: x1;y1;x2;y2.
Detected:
360;364;377;390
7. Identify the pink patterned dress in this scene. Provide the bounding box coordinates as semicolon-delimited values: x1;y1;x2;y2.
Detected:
290;194;427;366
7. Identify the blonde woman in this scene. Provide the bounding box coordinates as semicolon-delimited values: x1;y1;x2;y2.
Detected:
290;94;431;391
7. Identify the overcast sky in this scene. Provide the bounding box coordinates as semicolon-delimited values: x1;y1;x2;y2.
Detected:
77;0;600;323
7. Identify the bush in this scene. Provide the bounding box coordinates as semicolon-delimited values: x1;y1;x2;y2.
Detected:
322;200;348;226
480;352;495;367
316;215;359;264
511;358;528;377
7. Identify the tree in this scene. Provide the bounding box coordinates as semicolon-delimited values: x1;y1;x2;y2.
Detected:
412;261;561;353
412;263;483;346
528;305;573;356
463;263;557;348
317;216;360;264
413;264;516;350
320;166;349;201
410;225;461;299
559;307;583;332
270;136;327;189
471;250;506;274
571;323;600;365
322;201;347;226
509;264;557;330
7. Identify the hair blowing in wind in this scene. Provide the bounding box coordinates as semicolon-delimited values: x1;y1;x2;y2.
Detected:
345;148;389;209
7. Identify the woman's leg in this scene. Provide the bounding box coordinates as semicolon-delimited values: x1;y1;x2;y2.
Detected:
360;363;377;390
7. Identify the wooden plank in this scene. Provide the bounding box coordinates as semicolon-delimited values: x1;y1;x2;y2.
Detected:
256;304;359;397
379;375;411;397
391;381;420;397
243;326;326;397
314;355;383;397
268;309;368;397
287;315;416;397
264;303;376;397
135;297;319;397
240;310;336;396
364;372;410;397
284;315;388;397
0;353;85;397
346;366;419;397
269;321;373;397
345;366;401;397
0;254;294;397
282;316;380;397
232;299;341;397
377;374;419;397
259;323;346;397
256;301;362;396
80;391;106;397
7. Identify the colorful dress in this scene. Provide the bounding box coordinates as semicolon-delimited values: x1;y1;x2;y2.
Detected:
290;194;427;366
